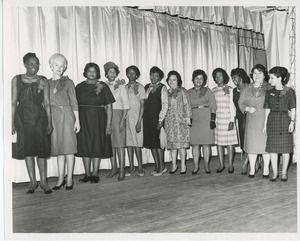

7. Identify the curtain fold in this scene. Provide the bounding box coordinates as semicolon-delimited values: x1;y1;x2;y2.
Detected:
9;6;242;182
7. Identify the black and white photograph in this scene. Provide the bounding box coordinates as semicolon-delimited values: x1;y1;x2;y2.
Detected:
2;0;299;240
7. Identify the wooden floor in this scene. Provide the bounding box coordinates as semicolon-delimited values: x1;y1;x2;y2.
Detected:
12;156;297;233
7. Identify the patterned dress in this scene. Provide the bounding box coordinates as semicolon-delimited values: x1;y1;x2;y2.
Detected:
13;75;50;159
264;87;296;153
126;82;146;147
188;87;216;145
49;76;78;156
212;85;238;146
164;87;192;149
75;81;115;158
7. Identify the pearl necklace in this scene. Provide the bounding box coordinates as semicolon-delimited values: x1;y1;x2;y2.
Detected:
25;73;37;80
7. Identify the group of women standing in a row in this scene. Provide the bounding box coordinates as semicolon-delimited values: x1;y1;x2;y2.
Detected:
12;52;296;194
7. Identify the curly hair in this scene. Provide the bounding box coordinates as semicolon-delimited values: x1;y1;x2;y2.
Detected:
83;63;101;79
126;65;141;78
269;66;290;86
212;68;229;85
166;70;183;87
250;64;269;82
192;69;207;87
49;53;68;71
149;66;164;79
23;52;39;64
230;68;251;84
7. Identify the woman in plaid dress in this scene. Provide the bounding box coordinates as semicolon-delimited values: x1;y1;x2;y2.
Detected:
212;68;238;173
263;66;296;182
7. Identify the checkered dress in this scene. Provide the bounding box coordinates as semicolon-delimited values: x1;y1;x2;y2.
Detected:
212;86;238;146
264;88;296;153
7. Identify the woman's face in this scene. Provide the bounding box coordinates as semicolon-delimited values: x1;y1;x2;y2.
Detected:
52;60;65;76
168;75;178;89
269;73;281;87
86;67;98;80
252;69;265;84
215;72;224;86
150;72;161;84
127;69;137;82
232;75;242;87
107;68;117;82
193;75;204;88
25;57;39;76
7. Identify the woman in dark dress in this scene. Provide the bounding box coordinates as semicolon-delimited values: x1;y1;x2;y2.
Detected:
75;63;115;183
231;68;251;174
143;66;168;176
12;52;53;194
263;66;296;182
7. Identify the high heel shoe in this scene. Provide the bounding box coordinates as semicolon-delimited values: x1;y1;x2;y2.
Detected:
270;175;279;182
216;166;225;173
192;168;200;175
52;179;66;190
137;169;145;177
66;181;74;190
26;183;39;194
180;167;187;175
262;174;269;179
79;175;91;183
40;184;52;194
91;176;100;183
228;167;234;174
204;166;211;174
248;174;255;178
125;168;136;177
169;165;178;174
281;174;288;182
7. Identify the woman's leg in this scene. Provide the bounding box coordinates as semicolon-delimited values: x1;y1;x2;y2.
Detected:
55;155;66;186
248;154;258;176
281;153;290;180
66;154;75;186
150;149;159;173
262;153;270;176
91;158;101;177
216;145;225;172
82;157;91;176
157;148;165;172
170;149;178;171
134;147;143;173
117;147;125;180
37;158;50;191
227;145;235;172
107;148;118;177
126;147;135;173
179;148;186;172
241;153;249;174
25;157;37;190
203;145;211;172
192;145;200;172
270;153;278;180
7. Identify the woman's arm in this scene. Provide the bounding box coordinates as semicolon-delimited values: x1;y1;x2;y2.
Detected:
105;103;113;135
11;76;17;134
42;77;53;134
157;85;168;129
67;79;80;133
263;109;270;134
136;99;144;133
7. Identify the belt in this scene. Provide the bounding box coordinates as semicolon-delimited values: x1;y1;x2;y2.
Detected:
270;110;288;113
192;105;208;109
79;105;106;108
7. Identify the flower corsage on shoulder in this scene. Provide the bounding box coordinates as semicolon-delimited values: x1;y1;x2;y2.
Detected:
279;86;292;98
223;85;230;95
114;79;126;90
95;82;104;95
37;77;47;93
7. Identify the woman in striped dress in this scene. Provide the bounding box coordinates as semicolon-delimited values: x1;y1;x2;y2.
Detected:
212;68;238;173
263;66;296;182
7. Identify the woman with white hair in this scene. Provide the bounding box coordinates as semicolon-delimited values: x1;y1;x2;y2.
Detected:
49;53;80;190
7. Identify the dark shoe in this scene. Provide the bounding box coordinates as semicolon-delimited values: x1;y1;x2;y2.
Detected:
263;174;269;179
192;168;199;175
79;175;91;183
169;165;178;174
91;176;100;183
281;174;288;182
52;179;66;190
241;171;247;175
228;167;234;174
26;183;38;194
180;167;187;175
118;176;125;181
204;166;211;174
270;175;279;182
248;174;255;178
66;181;74;190
216;166;225;173
40;184;52;194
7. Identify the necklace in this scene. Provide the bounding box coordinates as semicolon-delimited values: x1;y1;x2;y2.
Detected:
25;73;37;80
52;79;60;94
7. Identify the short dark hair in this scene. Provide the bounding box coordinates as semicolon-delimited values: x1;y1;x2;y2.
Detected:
126;65;141;78
166;70;183;87
83;63;101;79
23;52;39;64
230;68;251;84
250;64;269;82
192;69;207;87
212;68;229;85
269;66;290;86
150;66;164;79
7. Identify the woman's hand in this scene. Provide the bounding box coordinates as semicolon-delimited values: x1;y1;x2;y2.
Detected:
74;120;80;133
228;122;234;131
105;123;112;135
119;119;125;132
157;121;163;130
47;123;53;134
184;118;191;127
135;121;142;133
12;125;16;135
263;125;267;135
245;107;256;113
289;121;295;133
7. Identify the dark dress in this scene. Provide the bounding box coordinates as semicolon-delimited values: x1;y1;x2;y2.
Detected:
13;75;50;159
233;87;247;150
143;83;165;149
75;81;115;158
264;88;296;153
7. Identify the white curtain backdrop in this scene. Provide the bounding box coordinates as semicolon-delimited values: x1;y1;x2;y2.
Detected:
7;6;243;182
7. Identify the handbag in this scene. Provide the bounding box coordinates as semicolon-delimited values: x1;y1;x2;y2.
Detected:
159;126;167;149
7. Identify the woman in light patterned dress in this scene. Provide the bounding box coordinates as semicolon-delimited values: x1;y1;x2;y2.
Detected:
164;71;192;174
125;66;146;177
212;68;238;173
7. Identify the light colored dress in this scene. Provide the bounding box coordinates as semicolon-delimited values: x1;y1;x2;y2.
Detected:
164;87;192;149
239;83;270;154
49;76;78;156
126;82;146;147
188;87;217;145
212;85;238;146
